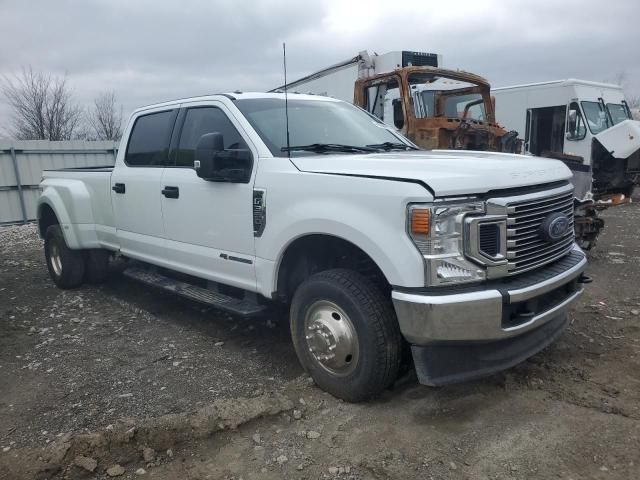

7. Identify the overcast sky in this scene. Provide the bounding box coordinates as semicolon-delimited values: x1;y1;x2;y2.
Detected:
0;0;638;134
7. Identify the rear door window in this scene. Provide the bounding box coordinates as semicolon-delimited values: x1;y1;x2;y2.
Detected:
175;107;247;167
125;110;177;166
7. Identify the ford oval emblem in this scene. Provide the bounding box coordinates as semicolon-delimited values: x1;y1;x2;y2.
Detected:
539;212;571;243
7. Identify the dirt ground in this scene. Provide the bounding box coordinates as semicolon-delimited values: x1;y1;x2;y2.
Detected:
1;201;639;480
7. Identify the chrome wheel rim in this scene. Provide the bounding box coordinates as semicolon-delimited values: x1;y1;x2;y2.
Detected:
303;300;359;376
50;242;62;277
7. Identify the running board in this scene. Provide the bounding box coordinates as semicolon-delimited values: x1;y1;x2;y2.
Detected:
123;267;268;316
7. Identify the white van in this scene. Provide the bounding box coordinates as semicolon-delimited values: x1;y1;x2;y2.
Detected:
493;79;640;248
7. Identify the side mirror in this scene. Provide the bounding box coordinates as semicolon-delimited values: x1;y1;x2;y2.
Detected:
567;109;577;138
194;132;224;178
194;132;253;183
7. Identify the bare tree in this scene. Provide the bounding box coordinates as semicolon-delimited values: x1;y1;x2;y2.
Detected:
88;91;123;141
1;66;82;140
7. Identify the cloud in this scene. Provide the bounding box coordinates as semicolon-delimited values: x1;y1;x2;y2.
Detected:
0;0;638;130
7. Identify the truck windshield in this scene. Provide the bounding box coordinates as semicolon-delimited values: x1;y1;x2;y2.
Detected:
607;103;631;125
235;98;412;157
408;73;487;121
442;93;485;121
581;101;612;134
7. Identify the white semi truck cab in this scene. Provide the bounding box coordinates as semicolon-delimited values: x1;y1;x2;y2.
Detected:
37;92;588;401
493;79;640;248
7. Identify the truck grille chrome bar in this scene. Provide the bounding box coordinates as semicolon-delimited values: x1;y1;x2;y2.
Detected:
467;183;576;277
499;186;575;275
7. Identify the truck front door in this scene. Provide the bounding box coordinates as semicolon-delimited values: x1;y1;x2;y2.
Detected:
111;108;178;263
360;75;407;134
564;100;591;163
160;103;257;291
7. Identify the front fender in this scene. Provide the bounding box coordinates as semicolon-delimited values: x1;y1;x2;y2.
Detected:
259;193;426;293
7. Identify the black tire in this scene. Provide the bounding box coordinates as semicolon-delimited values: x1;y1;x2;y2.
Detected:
85;249;111;284
44;225;85;289
290;269;402;402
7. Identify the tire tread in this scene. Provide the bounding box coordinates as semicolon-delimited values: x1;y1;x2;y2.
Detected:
291;268;402;402
44;225;85;289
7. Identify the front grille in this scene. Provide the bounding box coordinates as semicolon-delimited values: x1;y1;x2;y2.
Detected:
505;189;575;275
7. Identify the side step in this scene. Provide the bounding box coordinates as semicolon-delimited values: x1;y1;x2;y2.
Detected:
123;266;268;316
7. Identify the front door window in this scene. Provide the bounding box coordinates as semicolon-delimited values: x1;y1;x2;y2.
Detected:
363;77;404;130
566;101;587;141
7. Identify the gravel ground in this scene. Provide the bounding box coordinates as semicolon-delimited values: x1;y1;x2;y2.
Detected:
1;201;640;480
0;224;300;450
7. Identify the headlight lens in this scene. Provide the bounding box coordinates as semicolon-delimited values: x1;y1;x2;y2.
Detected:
409;201;486;286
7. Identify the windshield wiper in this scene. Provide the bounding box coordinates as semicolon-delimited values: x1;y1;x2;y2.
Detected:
366;142;419;151
281;143;378;154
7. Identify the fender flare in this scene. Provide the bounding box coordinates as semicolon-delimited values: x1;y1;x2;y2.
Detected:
37;183;94;249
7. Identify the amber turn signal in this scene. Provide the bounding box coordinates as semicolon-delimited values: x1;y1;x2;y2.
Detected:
410;208;430;235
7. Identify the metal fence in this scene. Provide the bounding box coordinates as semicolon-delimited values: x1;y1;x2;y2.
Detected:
0;140;118;224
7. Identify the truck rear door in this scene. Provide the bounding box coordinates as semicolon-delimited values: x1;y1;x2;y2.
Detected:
111;108;178;262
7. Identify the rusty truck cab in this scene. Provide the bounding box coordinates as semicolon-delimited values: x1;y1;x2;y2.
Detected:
354;66;519;152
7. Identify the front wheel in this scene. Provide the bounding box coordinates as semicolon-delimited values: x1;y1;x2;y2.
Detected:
290;269;402;402
44;225;85;289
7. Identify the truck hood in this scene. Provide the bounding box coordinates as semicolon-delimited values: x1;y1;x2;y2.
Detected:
290;150;572;196
594;119;640;159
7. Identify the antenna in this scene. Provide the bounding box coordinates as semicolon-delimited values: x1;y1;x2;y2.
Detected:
283;42;291;159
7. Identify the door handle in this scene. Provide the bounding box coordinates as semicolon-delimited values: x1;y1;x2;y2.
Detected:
162;186;179;199
112;183;125;194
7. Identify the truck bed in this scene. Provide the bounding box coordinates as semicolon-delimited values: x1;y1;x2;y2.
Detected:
40;167;115;241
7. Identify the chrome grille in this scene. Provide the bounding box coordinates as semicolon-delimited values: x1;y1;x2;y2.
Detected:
504;188;575;274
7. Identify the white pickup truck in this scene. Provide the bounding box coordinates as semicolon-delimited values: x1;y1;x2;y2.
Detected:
38;92;588;401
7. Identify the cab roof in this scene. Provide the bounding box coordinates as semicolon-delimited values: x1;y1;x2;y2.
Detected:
493;78;623;92
134;91;339;114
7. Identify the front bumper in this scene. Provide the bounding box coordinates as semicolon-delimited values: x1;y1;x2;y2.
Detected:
391;246;587;385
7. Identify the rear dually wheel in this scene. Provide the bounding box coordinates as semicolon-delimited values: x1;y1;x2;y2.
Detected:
44;225;85;289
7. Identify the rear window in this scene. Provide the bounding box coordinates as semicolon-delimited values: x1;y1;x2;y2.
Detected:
125;110;176;166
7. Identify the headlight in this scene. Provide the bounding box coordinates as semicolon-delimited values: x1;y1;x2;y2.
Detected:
408;201;486;286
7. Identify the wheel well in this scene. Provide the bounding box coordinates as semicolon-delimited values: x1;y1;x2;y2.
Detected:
38;204;59;238
276;234;390;302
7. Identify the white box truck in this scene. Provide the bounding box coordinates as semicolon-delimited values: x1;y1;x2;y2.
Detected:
493;79;640;248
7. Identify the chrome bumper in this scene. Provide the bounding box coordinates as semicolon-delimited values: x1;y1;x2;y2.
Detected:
392;246;587;345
